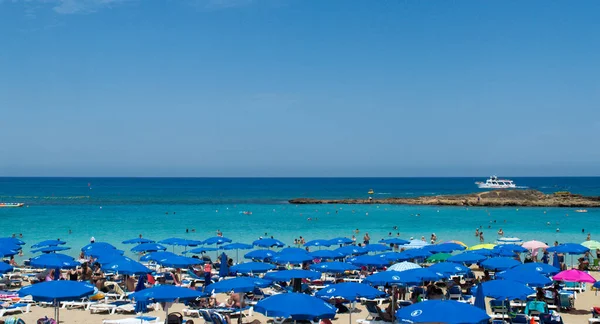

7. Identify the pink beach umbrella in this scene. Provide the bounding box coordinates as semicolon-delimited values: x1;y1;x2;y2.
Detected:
522;240;548;251
553;269;596;283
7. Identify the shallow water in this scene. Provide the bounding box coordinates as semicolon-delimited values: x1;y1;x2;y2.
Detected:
0;177;598;259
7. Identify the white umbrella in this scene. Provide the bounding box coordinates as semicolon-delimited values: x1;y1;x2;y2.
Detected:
387;261;421;272
522;240;548;250
403;240;430;250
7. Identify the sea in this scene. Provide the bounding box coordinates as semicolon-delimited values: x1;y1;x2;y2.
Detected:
0;177;599;260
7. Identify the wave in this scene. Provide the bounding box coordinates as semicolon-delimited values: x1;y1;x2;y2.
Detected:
375;192;391;195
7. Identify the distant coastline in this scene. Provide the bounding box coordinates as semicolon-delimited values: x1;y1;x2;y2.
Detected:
289;190;600;207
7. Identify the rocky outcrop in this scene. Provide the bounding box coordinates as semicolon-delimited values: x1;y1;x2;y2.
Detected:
288;190;600;207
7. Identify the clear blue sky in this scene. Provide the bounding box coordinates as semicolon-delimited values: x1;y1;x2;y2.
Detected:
1;0;599;177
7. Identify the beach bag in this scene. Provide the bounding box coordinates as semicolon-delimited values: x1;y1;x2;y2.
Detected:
37;317;57;324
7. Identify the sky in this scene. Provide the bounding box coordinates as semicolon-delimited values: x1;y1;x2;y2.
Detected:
1;0;599;177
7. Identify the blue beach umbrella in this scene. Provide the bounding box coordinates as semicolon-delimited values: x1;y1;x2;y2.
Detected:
264;269;321;281
428;262;471;277
363;244;391;253
0;262;14;274
130;285;206;302
156;255;201;268
221;243;253;263
0;247;19;257
304;239;332;247
426;243;466;254
379;238;410;245
493;249;518;257
316;282;385;300
494;244;528;253
89;248;124;259
309;261;358;273
396;300;490;324
206;277;272;293
185;247;218;254
469;249;494;257
31;240;66;248
31;246;71;254
477;280;535;300
255;293;337;320
329;237;353;245
447;253;487;264
122;238;155;244
140;251;177;262
221;243;253;250
158;238;202;246
511;262;560;275
19;280;95;323
334;246;367;256
272;253;313;264
396;268;443;285
348;255;390;267
496;269;552;287
379;252;404;262
0;237;25;246
131;243;167;253
219;253;229;278
398;249;432;261
29;253;79;269
480;257;521;271
104;256;151;275
203;237;233;245
280;247;308;255
130;285;206;320
244;249;276;261
230;262;276;274
547;243;589;254
81;242;116;252
253;238;285;248
310;250;343;260
364;271;406;286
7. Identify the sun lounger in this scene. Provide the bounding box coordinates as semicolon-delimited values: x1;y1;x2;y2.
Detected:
102;316;161;324
0;303;30;317
90;300;131;314
60;298;96;310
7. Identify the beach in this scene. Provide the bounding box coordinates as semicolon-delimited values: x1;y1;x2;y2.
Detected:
8;271;600;323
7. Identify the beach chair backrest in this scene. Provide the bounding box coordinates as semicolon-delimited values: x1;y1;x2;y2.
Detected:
211;312;227;324
166;312;184;324
512;314;528;324
200;310;215;324
364;301;381;320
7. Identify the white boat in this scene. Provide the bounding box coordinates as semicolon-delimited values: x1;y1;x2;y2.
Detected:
475;176;516;189
0;203;24;208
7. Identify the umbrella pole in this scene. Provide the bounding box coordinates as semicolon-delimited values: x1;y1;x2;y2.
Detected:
55;299;59;323
238;292;243;324
391;285;396;323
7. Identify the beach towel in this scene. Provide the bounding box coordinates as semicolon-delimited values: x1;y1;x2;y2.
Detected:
4;317;25;324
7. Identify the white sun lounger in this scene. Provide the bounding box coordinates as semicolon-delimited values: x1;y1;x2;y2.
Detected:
102;316;161;324
0;303;31;317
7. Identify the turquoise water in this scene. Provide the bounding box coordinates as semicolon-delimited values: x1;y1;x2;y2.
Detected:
0;177;598;260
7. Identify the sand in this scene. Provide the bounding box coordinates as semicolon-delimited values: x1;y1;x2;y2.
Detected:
7;273;600;324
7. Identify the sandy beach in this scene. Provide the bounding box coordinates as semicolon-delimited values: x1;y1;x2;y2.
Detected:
6;270;600;324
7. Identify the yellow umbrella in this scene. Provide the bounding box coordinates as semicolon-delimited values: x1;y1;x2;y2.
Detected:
446;240;468;248
468;243;496;251
582;240;600;250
